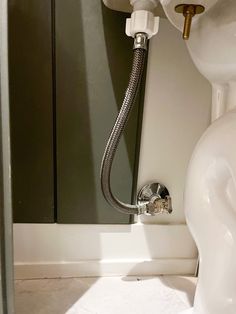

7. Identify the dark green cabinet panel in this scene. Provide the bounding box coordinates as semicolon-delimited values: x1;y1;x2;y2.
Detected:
56;1;142;223
8;0;143;224
9;0;55;222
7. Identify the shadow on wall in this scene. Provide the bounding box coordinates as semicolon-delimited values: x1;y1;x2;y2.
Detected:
56;0;98;223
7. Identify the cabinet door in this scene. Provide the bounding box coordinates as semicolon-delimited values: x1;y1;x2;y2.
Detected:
56;1;143;223
9;0;55;222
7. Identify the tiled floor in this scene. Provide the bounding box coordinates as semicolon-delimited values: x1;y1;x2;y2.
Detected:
15;276;197;314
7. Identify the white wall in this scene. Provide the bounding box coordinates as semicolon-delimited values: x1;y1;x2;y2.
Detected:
14;18;212;279
138;18;212;224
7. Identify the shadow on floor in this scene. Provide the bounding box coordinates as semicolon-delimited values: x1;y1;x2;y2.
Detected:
121;263;197;306
15;277;98;314
160;276;197;305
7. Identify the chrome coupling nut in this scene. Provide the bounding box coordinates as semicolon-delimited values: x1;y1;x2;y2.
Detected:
133;33;148;50
137;182;173;216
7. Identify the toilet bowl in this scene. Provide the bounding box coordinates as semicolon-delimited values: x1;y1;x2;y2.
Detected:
184;109;236;314
161;0;236;313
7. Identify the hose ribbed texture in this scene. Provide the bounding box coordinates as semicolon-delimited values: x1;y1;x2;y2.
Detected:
100;48;146;215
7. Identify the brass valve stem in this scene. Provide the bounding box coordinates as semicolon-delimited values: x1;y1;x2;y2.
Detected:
175;4;205;40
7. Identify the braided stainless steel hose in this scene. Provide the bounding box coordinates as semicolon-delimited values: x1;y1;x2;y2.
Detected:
100;33;148;215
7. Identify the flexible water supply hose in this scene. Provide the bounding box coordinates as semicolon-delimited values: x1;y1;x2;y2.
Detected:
100;33;148;215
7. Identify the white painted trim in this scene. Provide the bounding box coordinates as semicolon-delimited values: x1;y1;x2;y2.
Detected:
14;223;197;279
14;258;197;279
14;224;197;262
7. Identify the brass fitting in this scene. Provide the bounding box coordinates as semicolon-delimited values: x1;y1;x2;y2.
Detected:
175;4;205;40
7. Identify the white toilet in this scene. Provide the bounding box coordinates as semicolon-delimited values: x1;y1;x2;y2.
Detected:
161;0;236;313
103;0;236;312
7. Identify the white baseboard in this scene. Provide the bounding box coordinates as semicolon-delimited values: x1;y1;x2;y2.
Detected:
14;224;198;279
14;258;197;279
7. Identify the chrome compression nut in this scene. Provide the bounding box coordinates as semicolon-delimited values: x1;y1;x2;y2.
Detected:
137;182;173;216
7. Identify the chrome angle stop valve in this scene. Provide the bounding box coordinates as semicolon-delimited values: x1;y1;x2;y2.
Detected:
137;183;173;216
